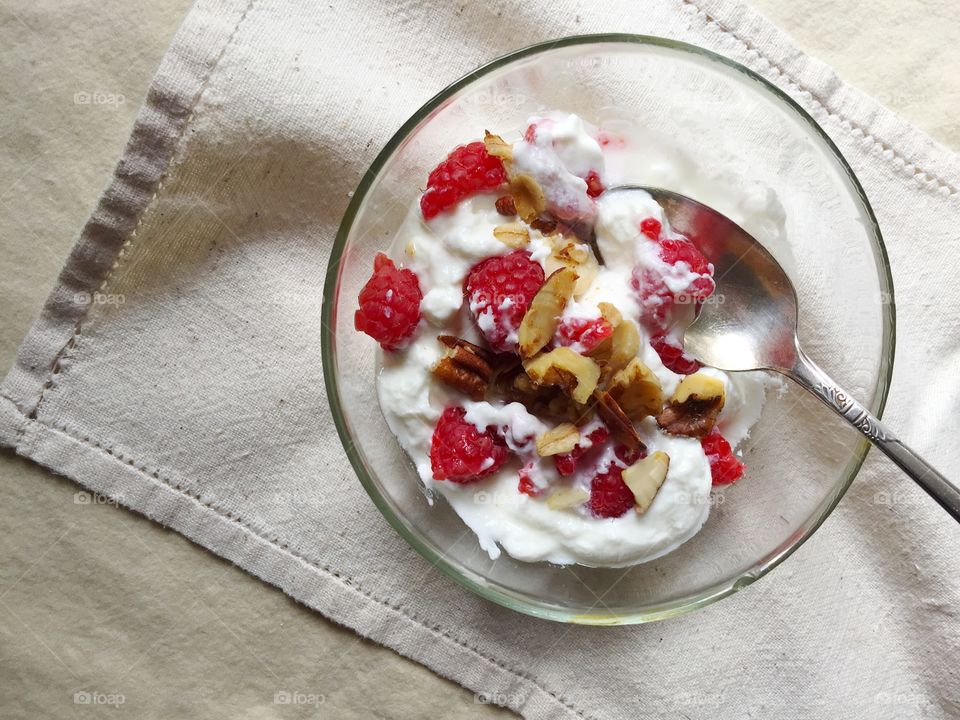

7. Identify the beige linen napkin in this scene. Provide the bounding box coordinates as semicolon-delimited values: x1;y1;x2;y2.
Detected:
2;0;958;717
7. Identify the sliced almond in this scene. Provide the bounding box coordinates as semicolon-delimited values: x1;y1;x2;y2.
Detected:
602;318;640;382
518;267;577;358
543;238;599;298
585;303;622;362
623;451;670;514
484;131;512;162
493;222;530;249
608;359;663;419
523;347;600;405
510;173;546;223
536;423;580;457
594;390;644;451
546;486;589;511
656;372;726;437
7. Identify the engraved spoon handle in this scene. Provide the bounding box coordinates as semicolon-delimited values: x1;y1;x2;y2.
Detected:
788;346;960;522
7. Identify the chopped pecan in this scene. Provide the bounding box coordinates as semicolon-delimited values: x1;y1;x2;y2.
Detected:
530;215;558;234
495;195;517;216
432;335;494;401
656;373;725;437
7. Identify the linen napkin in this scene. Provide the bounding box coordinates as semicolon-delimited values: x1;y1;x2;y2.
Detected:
3;0;959;718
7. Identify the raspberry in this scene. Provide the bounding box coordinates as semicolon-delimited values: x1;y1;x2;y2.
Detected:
658;238;715;300
650;334;701;375
639;217;662;240
518;465;541;496
465;250;545;352
354;253;422;351
556;317;613;353
588;467;635;518
701;428;745;486
430;407;509;483
420;142;507;220
554;426;609;477
632;235;715;330
584;170;604;198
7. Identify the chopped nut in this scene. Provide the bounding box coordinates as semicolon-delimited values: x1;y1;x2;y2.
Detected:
530;215;558;234
585;302;622;362
603;317;641;382
595;390;644;451
432;335;495;401
623;451;670;514
608;359;663;419
546;486;589;510
543;237;599;298
495;195;517;216
656;373;726;437
405;238;416;257
493;222;530;249
510;173;546;223
518;267;578;358
524;347;600;405
484;131;512;162
536;423;581;456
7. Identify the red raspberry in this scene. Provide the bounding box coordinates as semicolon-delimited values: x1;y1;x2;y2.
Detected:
430;407;509;483
420;142;507;220
650;334;701;375
658;238;715;301
632;236;715;330
639;217;662;240
554;426;609;477
701;428;745;486
556;317;614;353
588;467;635;518
584;170;604;198
354;253;422;351
518;465;541;496
465;250;544;353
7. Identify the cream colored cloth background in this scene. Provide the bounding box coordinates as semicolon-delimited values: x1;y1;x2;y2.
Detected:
1;1;958;719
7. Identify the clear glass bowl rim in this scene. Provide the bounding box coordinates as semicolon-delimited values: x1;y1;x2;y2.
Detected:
321;33;896;624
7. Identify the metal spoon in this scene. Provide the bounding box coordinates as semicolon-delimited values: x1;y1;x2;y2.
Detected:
607;186;960;522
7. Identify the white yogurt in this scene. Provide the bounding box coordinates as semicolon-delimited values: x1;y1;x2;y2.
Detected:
373;113;789;567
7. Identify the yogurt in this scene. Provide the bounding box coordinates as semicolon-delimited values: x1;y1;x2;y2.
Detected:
372;112;788;567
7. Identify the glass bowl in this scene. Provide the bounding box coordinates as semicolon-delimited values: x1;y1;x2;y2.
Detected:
322;35;894;624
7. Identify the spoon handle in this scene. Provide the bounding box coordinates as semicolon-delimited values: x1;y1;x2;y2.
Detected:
790;348;960;522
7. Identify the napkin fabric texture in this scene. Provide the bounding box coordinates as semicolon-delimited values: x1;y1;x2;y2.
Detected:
2;1;959;718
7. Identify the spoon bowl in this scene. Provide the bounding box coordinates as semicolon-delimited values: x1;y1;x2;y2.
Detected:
610;185;960;521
